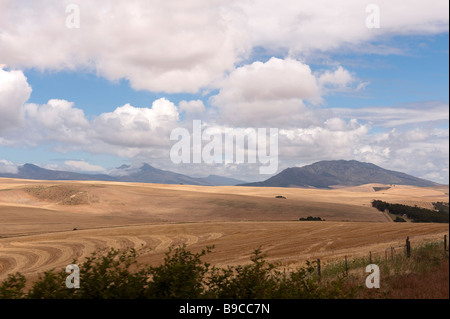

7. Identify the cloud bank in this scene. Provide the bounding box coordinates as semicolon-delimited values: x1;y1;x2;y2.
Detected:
0;67;448;183
0;0;448;93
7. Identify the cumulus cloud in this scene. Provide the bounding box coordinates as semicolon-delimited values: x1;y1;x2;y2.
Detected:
22;99;90;146
0;1;447;93
0;0;250;93
92;98;179;148
179;100;206;114
317;66;366;93
210;57;325;126
279;118;371;160
0;0;448;184
0;159;19;174
210;58;366;127
0;67;31;132
215;58;320;102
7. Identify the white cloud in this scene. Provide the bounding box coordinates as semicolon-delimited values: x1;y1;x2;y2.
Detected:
1;1;447;94
210;58;366;127
238;0;449;55
179;100;206;114
64;160;105;173
317;66;366;93
333;101;449;127
211;57;325;126
279;119;371;160
0;0;250;93
0;67;31;132
20;99;91;147
0;159;19;174
215;57;320;102
92;98;179;148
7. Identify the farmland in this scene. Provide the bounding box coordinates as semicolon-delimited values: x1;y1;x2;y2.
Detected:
0;178;448;284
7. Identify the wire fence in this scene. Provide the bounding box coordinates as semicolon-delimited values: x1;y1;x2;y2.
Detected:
315;234;449;281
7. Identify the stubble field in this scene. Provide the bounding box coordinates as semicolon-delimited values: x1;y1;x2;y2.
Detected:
0;178;448;284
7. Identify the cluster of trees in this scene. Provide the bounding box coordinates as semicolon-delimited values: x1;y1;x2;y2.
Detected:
299;216;324;221
433;202;449;214
372;200;449;223
0;245;355;299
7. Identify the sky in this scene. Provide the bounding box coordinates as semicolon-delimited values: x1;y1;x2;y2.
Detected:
0;0;449;184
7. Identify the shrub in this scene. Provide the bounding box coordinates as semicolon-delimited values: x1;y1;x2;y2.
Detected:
145;245;213;299
0;273;27;299
299;216;324;221
207;247;277;299
2;242;445;299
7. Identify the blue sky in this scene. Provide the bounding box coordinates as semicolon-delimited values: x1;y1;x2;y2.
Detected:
0;0;449;183
23;33;449;114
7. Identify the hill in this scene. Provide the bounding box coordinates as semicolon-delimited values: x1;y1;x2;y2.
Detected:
0;163;245;186
1;163;116;182
240;160;440;188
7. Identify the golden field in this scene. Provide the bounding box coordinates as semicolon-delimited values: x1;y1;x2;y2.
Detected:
0;178;448;283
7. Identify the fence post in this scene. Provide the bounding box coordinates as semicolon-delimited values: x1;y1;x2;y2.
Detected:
369;251;372;264
445;235;447;252
317;259;321;283
406;236;411;258
344;256;348;277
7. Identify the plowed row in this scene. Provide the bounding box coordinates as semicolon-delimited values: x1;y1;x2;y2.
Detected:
1;221;447;284
0;179;448;285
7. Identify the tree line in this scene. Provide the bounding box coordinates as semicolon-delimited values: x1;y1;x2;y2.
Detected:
371;200;449;223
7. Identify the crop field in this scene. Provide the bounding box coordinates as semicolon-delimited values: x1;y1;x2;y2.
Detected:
0;178;448;284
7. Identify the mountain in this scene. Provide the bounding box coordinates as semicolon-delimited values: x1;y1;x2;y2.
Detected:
239;160;440;188
1;163;116;182
195;175;246;186
0;163;245;186
116;163;210;186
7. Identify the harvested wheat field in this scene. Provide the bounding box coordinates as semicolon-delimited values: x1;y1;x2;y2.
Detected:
0;178;448;284
0;221;448;284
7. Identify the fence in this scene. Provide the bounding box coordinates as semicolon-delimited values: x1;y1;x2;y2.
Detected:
316;234;449;281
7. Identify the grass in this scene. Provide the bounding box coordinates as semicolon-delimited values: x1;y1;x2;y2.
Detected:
318;241;449;298
0;239;448;299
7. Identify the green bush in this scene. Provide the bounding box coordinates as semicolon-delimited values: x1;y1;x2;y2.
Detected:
0;273;27;299
0;245;362;299
145;245;213;299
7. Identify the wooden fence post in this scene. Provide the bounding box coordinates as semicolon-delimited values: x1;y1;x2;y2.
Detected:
344;256;348;277
444;235;447;252
317;259;321;283
406;236;411;258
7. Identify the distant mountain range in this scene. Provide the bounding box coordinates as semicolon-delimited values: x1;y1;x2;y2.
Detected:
0;163;246;186
239;160;440;188
0;160;441;188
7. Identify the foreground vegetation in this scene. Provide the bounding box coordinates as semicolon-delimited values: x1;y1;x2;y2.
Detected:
0;241;448;299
